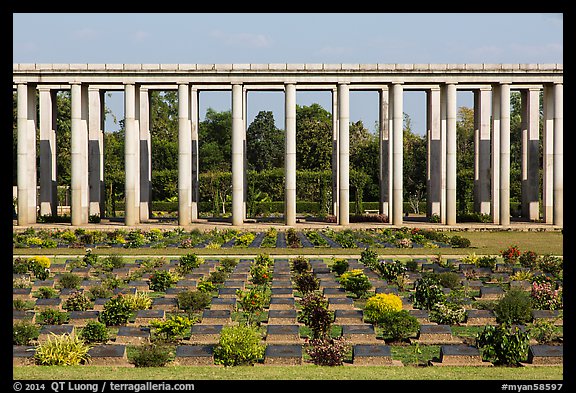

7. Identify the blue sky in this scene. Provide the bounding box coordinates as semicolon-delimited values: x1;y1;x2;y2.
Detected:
13;13;563;134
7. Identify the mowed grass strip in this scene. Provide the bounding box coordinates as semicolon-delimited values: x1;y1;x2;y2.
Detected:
13;365;562;380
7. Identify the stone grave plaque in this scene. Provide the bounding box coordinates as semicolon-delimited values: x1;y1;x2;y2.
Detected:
223;280;245;290
266;324;301;343
13;345;36;366
334;309;364;325
415;324;461;344
323;287;348;297
80;280;102;289
59;288;83;300
38;324;75;343
32;280;55;289
151;297;178;311
114;287;137;296
271;287;293;297
463;280;483;290
341;324;378;343
264;344;302;365
13;287;32;300
495;263;514;273
268;297;295;310
328;297;355;310
174;345;215;366
188;324;223;344
218;287;240;298
133;309;165;325
201;309;232;325
532;310;563;325
49;264;68;273
115;326;151;345
127;281;150;292
352;344;398;366
68;310;100;327
459;264;475;272
210;297;236;311
526;345;563;365
267;309;298;324
111;267;131;279
431;345;492;366
408;309;430;324
375;287;399;295
478;286;505;300
465;309;497;326
92;298;110;311
319;279;340;289
312;267;331;275
87;344;130;366
13;310;35;324
228;273;248;281
35;297;62;311
185;273;206;281
271;279;292;288
510;280;532;291
164;287;186;298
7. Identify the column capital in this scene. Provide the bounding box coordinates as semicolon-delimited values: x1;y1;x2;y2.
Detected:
37;85;52;92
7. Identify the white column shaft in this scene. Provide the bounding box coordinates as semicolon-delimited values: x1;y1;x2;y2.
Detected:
88;88;103;217
285;83;297;226
474;89;492;215
338;83;350;225
499;83;511;226
553;83;563;226
139;88;151;222
332;89;339;219
521;89;540;220
491;84;501;224
124;83;139;226
231;84;244;226
426;88;441;218
71;83;89;225
379;87;390;216
392;83;404;225
190;87;199;221
178;84;191;226
542;85;554;224
39;88;57;217
446;84;457;225
17;83;37;225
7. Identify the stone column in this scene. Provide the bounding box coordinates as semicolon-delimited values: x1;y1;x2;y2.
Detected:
178;83;191;226
491;84;501;224
243;88;248;220
284;83;297;226
553;83;563;226
338;83;350;226
39;87;57;217
499;83;511;226
379;87;391;217
439;85;447;224
520;88;540;221
88;87;104;218
331;88;339;219
138;87;151;222
542;84;554;224
392;83;404;226
231;83;244;226
71;83;89;226
190;86;199;221
473;88;491;215
124;83;140;226
426;87;441;218
446;83;457;225
17;83;37;225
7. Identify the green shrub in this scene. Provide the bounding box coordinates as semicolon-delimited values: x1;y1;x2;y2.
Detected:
530;282;562;311
58;273;82;290
449;235;471;248
435;271;462;290
34;287;58;299
130;343;173;367
34;333;91;366
236;287;268;326
297;292;334;339
364;293;403;323
476;255;497;269
63;292;93;311
306;337;350;366
519;251;538;269
293;271;320;295
177;253;203;275
82;249;99;267
359;248;379;268
13;321;40;345
213;325;265;366
37;309;69;325
330;258;349;276
374;259;406;282
98;255;125;271
87;285;113;300
476;323;529;366
150;315;195;342
249;263;271;286
196;279;217;293
494;288;533;324
13;257;30;274
500;245;521;264
291;256;310;274
537;254;563;276
429;301;466;325
123;292;153;311
80;321;109;343
99;295;133;326
149;270;177;292
13;299;35;311
219;258;238;273
177;290;212;313
378;310;420;342
29;256;51;280
339;269;372;298
208;270;227;285
254;253;273;267
527;319;562;344
412;276;446;310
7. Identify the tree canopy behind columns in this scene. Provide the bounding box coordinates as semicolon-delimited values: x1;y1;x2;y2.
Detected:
456;106;475;213
150;91;178;172
246;110;284;171
198;108;232;172
296;103;333;171
349;120;379;201
403;113;427;210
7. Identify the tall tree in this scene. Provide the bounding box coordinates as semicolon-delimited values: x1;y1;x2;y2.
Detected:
246;110;284;171
198;108;232;172
403;113;427;213
295;103;333;171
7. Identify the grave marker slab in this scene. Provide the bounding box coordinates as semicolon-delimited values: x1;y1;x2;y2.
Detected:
92;298;110;311
13;287;32;300
68;310;100;327
87;344;131;366
133;309;165;325
210;297;236;311
465;309;497;326
188;324;223;344
13;345;36;366
478;286;505;300
334;309;364;325
415;324;462;344
271;287;293;297
174;345;215;366
266;324;301;343
328;297;355;310
341;324;379;343
430;345;492;366
525;345;563;366
323;287;348;297
115;326;151;345
201;309;232;325
268;297;295;310
13;310;36;324
38;324;75;343
532;310;563;326
267;309;298;324
352;344;401;366
34;297;62;311
151;297;179;311
264;344;302;365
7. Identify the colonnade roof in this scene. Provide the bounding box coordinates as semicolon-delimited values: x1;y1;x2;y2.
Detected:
13;63;563;86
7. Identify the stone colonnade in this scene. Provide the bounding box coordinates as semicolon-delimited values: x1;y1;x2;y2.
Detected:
13;64;563;228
